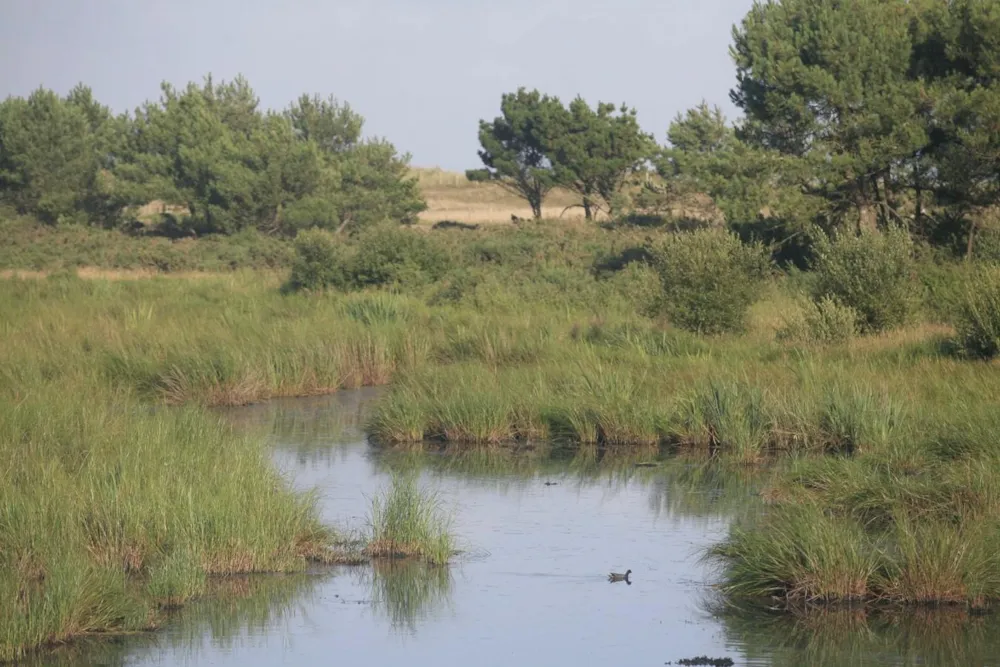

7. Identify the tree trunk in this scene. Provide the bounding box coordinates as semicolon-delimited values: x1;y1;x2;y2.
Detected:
855;177;877;233
967;219;978;261
874;172;892;227
336;215;352;235
530;198;542;219
583;196;593;220
858;202;878;233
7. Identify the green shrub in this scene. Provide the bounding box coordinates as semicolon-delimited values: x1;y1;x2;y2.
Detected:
283;228;351;292
648;229;771;334
956;265;1000;359
351;224;451;288
777;296;859;344
812;226;915;333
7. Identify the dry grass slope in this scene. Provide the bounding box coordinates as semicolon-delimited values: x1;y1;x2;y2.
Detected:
410;167;587;224
410;166;723;226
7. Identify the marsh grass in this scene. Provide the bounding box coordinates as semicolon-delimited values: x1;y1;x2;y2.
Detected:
818;385;906;454
0;384;331;661
5;220;1000;636
146;550;207;608
712;450;1000;607
683;379;774;463
366;473;454;565
707;504;885;603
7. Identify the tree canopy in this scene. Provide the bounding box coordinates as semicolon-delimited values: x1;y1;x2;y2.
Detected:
0;74;425;236
476;90;656;220
476;88;561;219
715;0;1000;257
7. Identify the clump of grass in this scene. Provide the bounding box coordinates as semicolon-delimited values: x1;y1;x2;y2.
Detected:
882;517;1000;606
0;383;332;660
683;379;774;463
707;504;885;603
429;389;515;444
436;317;554;366
819;385;905;455
540;401;601;445
339;292;417;327
575;363;663;446
713;451;1000;608
367;384;431;444
366;473;454;565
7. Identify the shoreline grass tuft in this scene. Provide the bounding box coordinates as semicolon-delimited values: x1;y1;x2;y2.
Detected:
366;473;455;566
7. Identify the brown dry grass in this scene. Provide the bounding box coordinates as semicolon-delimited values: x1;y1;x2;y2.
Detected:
411;167;590;224
411;166;723;226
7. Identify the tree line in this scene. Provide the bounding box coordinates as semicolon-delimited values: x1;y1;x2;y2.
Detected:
474;0;1000;261
0;75;425;235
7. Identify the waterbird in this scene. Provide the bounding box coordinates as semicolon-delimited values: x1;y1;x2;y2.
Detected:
608;569;631;583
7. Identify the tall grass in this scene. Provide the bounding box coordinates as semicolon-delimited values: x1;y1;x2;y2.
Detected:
0;384;330;661
366;473;454;565
708;504;883;603
710;449;1000;607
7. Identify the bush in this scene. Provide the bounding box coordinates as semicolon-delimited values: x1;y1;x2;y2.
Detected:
283;228;351;292
351;225;451;288
812;226;915;333
777;296;859;344
465;168;491;183
647;229;771;334
956;265;1000;359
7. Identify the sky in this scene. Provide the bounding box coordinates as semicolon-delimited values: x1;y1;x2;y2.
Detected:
0;0;755;171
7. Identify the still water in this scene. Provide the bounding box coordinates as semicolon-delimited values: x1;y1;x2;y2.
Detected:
32;390;1000;666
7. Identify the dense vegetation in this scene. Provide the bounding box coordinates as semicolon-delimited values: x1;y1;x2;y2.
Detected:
476;0;1000;265
5;0;1000;659
0;76;424;235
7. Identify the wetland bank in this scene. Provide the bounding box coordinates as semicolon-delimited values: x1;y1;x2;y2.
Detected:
5;0;1000;662
20;391;1000;667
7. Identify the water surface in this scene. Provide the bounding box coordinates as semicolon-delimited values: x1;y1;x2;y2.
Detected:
31;390;1000;666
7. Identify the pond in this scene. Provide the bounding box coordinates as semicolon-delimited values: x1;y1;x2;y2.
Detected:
30;389;1000;666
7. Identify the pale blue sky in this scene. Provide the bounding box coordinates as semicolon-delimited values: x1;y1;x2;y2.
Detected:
0;0;754;170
